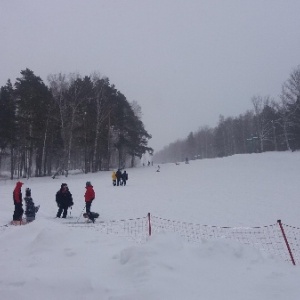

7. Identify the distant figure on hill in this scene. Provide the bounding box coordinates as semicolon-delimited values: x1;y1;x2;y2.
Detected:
112;171;117;186
121;170;128;186
116;169;122;186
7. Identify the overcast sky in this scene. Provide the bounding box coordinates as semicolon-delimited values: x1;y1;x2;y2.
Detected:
1;0;300;151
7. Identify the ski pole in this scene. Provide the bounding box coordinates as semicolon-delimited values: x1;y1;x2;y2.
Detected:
76;205;86;223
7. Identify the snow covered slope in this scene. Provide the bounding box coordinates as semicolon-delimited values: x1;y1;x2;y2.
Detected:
1;151;300;299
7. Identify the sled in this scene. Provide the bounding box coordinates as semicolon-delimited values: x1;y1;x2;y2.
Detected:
83;212;99;223
10;219;27;226
83;212;99;219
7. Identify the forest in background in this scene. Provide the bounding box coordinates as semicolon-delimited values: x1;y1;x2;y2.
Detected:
154;65;300;164
0;69;152;179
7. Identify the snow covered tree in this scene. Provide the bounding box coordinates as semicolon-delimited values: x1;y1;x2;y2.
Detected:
14;69;52;178
0;80;16;178
280;66;300;150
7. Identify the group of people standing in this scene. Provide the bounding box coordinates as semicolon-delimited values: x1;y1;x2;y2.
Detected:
112;169;128;186
12;180;96;224
55;181;95;221
12;169;129;224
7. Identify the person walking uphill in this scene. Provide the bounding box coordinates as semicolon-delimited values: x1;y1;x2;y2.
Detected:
115;169;122;186
56;183;73;218
112;171;117;186
122;170;128;186
13;181;24;223
85;181;95;220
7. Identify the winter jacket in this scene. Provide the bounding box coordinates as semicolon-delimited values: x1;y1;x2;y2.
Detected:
112;172;117;180
13;181;24;204
56;188;73;207
122;172;128;181
85;185;95;203
115;170;122;179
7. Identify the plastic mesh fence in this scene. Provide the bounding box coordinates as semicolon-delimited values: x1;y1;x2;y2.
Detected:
66;215;300;264
66;216;149;243
2;214;299;265
151;216;300;264
279;223;300;264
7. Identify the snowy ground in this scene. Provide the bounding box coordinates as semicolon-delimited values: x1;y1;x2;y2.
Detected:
1;151;300;300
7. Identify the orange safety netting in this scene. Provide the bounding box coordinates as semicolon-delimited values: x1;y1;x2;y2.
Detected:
3;213;298;265
151;216;300;264
67;215;300;265
67;216;149;243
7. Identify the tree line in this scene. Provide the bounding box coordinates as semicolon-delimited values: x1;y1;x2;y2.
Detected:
154;65;300;163
0;69;153;179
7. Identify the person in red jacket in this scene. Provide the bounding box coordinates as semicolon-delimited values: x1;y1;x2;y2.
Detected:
85;181;95;220
13;181;24;222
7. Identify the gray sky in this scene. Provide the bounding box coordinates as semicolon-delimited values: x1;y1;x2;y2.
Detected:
1;0;300;151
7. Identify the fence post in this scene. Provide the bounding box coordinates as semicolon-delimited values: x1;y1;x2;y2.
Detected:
148;212;151;236
277;220;296;265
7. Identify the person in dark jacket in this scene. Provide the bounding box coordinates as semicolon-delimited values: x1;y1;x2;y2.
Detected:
115;169;122;186
13;181;24;222
56;183;73;218
85;181;95;221
24;188;39;223
122;170;128;186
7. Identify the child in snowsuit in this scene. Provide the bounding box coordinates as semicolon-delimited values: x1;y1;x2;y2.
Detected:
24;188;39;223
85;181;95;221
56;183;73;218
13;181;24;222
112;171;117;186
